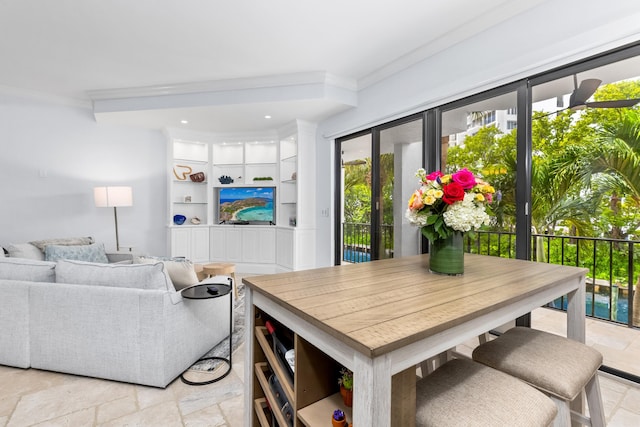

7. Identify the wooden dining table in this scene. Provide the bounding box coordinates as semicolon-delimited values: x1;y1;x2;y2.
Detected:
243;253;588;427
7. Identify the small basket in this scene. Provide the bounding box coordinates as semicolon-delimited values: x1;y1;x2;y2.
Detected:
190;172;205;182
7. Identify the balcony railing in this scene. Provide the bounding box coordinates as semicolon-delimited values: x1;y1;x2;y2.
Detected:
469;231;637;327
342;223;638;328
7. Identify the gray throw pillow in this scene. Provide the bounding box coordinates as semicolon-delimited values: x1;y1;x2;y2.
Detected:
30;236;94;252
56;259;174;291
44;243;109;263
0;257;56;282
136;256;198;290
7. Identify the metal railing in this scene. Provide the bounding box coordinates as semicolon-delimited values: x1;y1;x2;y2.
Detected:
342;223;638;328
342;222;393;263
466;230;637;328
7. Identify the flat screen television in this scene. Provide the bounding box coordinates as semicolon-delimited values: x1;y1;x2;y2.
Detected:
218;186;275;224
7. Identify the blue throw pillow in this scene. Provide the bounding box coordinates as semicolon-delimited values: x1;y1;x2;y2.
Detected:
44;243;109;263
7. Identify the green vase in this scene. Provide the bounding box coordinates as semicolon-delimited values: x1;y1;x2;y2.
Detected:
428;232;464;275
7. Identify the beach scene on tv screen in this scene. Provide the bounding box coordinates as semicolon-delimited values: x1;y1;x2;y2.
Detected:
219;187;274;222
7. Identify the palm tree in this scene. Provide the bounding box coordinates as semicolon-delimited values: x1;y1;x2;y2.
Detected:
589;110;640;326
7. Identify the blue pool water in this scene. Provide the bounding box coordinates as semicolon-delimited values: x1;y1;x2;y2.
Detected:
343;249;371;263
550;292;629;323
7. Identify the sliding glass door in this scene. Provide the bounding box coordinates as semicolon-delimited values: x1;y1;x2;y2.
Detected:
336;116;423;264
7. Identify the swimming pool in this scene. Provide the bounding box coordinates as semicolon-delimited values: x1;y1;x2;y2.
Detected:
550;292;629;324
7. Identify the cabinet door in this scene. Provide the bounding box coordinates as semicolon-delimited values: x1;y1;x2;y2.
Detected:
242;228;276;263
209;227;227;261
190;227;210;262
171;228;191;258
276;228;294;270
226;228;243;262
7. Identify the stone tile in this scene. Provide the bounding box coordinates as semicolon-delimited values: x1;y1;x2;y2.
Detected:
96;395;138;424
7;377;132;426
0;415;8;427
219;394;244;426
135;384;174;410
31;407;95;427
0;368;69;401
175;371;243;417
620;386;640;414
98;401;182;427
608;408;640;427
182;404;226;427
0;396;18;418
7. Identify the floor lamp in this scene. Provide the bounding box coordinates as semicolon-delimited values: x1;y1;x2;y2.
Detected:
94;186;133;251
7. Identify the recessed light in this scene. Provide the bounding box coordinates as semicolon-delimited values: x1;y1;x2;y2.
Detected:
180;120;188;124
264;115;271;119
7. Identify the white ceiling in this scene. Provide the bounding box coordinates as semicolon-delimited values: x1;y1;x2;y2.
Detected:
0;0;550;133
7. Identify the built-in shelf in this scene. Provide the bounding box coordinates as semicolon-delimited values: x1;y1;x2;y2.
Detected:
297;392;353;427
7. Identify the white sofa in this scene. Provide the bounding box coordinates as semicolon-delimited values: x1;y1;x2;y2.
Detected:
0;256;230;388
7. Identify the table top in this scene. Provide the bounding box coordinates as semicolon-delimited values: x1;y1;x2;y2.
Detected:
181;283;232;299
242;254;587;357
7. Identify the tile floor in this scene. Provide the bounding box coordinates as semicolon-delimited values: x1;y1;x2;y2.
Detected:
2;307;640;426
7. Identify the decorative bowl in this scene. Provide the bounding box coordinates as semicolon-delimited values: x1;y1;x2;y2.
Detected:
173;214;187;225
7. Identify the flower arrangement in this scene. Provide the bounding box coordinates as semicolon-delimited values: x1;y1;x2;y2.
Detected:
405;168;495;241
338;367;353;391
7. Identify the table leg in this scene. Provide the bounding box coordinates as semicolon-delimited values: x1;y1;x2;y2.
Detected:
567;274;587;426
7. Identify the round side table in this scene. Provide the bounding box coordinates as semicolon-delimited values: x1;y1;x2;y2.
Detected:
202;262;238;299
179;277;233;386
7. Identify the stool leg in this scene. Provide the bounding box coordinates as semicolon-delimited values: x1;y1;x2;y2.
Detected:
549;396;571;427
585;374;606;427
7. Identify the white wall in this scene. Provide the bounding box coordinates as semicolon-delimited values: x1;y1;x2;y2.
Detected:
315;0;640;267
0;92;168;255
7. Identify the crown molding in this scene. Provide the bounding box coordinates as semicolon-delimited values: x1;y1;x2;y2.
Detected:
0;85;91;109
88;71;357;101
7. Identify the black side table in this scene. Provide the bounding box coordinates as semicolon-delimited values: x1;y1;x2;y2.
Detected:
179;277;233;386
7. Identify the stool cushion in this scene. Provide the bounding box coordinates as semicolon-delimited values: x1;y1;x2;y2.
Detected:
416;358;557;427
472;327;603;400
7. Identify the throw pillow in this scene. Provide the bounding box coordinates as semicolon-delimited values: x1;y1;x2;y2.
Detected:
30;236;94;252
0;257;56;282
137;256;199;290
44;243;109;263
55;259;174;291
6;243;45;260
0;247;5;257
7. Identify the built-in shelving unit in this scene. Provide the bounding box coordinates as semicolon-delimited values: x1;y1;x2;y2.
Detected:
211;141;277;187
166;121;316;271
279;134;297;227
251;307;349;427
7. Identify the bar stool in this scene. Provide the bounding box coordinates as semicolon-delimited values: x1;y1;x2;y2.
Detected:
472;327;605;427
416;358;557;427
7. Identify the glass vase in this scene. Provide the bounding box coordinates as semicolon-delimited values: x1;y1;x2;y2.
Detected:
428;231;464;275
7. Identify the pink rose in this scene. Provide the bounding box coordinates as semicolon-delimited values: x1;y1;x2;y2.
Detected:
452;168;476;189
426;171;443;181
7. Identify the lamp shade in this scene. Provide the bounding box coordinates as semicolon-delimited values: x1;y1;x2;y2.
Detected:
94;186;133;207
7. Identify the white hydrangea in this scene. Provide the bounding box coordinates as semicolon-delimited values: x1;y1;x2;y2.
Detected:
442;193;490;232
405;208;428;226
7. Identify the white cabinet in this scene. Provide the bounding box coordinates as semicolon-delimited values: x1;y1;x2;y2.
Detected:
210;226;275;268
242;227;276;264
170;227;210;262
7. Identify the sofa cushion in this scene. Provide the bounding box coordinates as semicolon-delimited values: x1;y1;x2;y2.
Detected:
45;243;109;263
6;243;45;260
56;259;174;291
30;236;94;252
136;256;198;290
0;247;5;257
0;257;56;282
